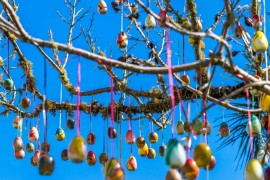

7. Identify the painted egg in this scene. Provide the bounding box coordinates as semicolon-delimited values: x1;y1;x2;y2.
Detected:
66;118;75;129
204;155;216;170
252;14;263;28
126;155;137;171
38;154;55;175
136;137;146;148
21;97;31;109
99;152;108;164
159;145;167;157
87;132;96;145
149;132;158;144
192;119;203;135
261;93;270;112
55;128;65;141
165;169;182;180
13;137;23;151
28;127;39;142
14;149;25;159
138;143;149;157
158;9;168;27
176;120;185;135
98;0;108;15
244;159;263;180
257;149;268;165
87;150;97;166
104;158;125;180
219;122;230;137
4;78;14;90
201;120;211;135
165;139;186;169
181;158;199;179
145;15;156;29
193;143;212;168
33;150;41;165
31;156;38;166
108;127;117;139
125;130;135;144
12;116;22;129
61;149;69;161
116;32;128;49
264;167;270;180
68;135;87;163
196;18;203;31
41;142;51;153
246;115;261;137
180;74;190;85
26;142;35;153
184;121;191;132
252;30;269;53
147;148;156;159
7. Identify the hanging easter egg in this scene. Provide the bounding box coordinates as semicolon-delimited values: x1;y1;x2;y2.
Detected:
159;145;166;157
180;74;190;85
138;143;149;157
31;156;37;166
145;15;156;29
184;121;191;132
260;93;270;112
136;137;145;148
149;132;158;144
264;167;270;180
219;122;230;137
13;137;23;151
257;149;268;165
181;158;199;180
261;115;268;130
204;155;216;170
41;142;51;153
12;116;22;129
165;139;186;169
165;169;182;180
192;119;203;135
55;128;65;141
126;155;137;171
104;158;125;180
26;142;35;153
193;143;212;168
66;118;75;129
108;127;117;139
176;120;185;135
158;9;168;27
38;153;55;175
125;130;135;144
68;135;87;163
33;150;41;165
244;159;263;180
21;97;31;109
61;149;69;161
116;32;128;49
28;127;39;142
201;120;211;135
252;30;269;53
14;149;25;159
97;0;108;15
99;152;108;164
196;18;203;31
4;78;14;90
147;148;156;159
87;132;96;145
246;115;261;137
87;150;97;166
252;14;263;29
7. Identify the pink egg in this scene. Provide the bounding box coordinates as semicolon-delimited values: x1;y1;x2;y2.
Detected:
13;137;23;151
125;130;135;144
28;127;39;142
12;116;22;129
14;149;25;159
158;9;169;27
33;150;41;164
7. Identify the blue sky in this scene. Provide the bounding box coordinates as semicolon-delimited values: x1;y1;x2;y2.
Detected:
0;0;268;179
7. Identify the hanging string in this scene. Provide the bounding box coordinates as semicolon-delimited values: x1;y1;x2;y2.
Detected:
246;89;254;158
59;83;63;129
43;57;47;143
106;109;109;155
262;0;268;81
120;110;122;165
148;120;152;148
103;117;106;153
76;58;81;136
110;74;115;157
203;96;208;144
120;3;124;32
128;96;132;155
162;123;164;145
138;114;142;137
90;104;93;150
182;34;185;74
8;40;10;75
17;81;23;138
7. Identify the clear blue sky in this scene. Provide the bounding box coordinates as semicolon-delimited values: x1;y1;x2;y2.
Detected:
0;0;267;179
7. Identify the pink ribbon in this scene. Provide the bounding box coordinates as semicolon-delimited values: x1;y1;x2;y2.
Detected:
76;58;81;136
246;89;253;158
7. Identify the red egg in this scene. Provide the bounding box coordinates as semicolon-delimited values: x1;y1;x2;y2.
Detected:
38;153;55;175
87;150;97;166
21;97;31;109
204;155;216;170
14;149;25;159
136;137;146;148
125;130;135;144
41;142;51;153
87;132;96;145
13;137;23;151
116;32;128;49
219;122;230;137
158;9;169;27
108;127;117;139
252;14;263;28
148;132;158;144
181;158;199;179
126;155;137;171
33;150;41;165
12;116;22;129
28;127;39;142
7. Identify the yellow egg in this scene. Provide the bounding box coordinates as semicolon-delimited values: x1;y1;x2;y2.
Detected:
244;159;263;180
260;93;270;112
252;30;269;53
68;135;87;163
138;143;149;156
193;144;212;168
